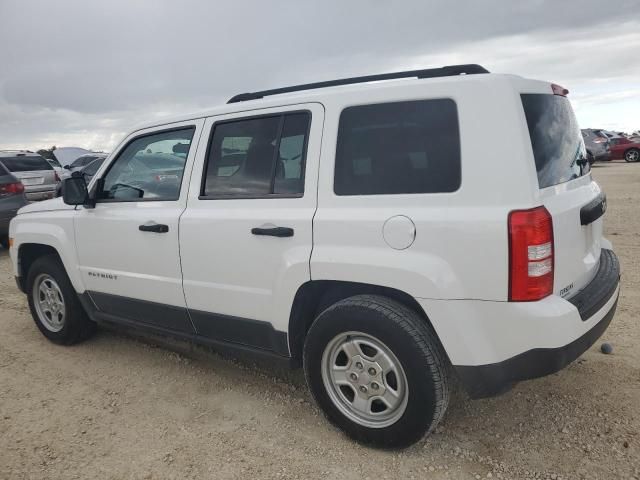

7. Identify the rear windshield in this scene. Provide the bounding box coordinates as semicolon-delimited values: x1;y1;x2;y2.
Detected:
0;155;53;172
521;94;588;189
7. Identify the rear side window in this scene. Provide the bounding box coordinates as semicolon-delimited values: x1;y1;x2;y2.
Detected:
202;112;310;198
334;99;460;195
521;94;588;189
0;155;53;172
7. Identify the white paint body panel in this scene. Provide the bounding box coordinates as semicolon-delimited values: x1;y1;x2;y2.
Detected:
418;284;619;366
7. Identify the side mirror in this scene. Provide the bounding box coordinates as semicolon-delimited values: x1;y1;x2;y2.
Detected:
62;177;89;206
63;165;71;170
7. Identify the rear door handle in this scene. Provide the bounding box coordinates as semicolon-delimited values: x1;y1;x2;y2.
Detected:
251;226;294;237
139;223;169;233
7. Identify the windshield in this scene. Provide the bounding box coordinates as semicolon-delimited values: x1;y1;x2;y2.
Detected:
0;155;54;172
521;94;588;188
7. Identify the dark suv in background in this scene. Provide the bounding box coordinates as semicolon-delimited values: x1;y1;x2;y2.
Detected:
0;162;28;249
581;129;611;163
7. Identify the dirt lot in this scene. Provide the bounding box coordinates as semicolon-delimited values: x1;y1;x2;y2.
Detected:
0;161;638;480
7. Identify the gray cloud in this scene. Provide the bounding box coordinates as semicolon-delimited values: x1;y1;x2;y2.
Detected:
1;0;639;150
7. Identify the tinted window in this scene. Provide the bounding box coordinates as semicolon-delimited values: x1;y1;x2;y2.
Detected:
101;128;194;201
203;112;310;197
71;155;102;168
0;155;53;172
334;99;460;195
521;94;588;189
83;158;105;176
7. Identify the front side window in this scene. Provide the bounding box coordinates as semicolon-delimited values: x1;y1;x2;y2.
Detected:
334;99;461;195
202;112;310;197
101;127;194;201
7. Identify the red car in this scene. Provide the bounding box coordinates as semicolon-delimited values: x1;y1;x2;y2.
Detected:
609;137;640;162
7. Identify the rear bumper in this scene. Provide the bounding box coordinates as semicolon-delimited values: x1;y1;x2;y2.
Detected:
418;249;621;399
456;295;618;398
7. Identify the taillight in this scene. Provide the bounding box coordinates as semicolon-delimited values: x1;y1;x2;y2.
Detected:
0;182;25;196
54;171;61;182
508;206;554;301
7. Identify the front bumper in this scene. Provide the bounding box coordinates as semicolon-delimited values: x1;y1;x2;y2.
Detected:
455;249;620;398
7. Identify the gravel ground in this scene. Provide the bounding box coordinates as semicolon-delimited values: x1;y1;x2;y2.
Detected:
0;161;638;480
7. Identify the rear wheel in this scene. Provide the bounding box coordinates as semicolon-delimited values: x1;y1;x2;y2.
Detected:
26;255;95;344
303;295;450;448
625;148;639;162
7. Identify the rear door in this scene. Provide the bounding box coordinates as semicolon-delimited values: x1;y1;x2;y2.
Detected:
521;92;605;297
180;104;323;354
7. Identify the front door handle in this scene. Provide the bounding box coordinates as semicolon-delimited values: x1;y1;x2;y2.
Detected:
139;223;169;233
251;226;294;237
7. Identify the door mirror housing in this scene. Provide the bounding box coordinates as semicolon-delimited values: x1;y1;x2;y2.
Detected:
62;177;89;206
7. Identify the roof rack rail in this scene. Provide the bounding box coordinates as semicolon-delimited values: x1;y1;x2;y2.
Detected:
227;64;489;104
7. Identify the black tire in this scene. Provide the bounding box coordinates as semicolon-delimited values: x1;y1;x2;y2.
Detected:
624;148;639;163
26;254;96;345
303;295;450;448
0;237;8;249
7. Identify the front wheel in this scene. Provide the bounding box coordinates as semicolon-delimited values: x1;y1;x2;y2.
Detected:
303;295;450;448
625;148;640;162
26;255;96;345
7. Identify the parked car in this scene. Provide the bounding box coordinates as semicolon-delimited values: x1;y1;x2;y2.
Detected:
45;156;72;182
0;151;59;201
7;65;620;448
609;137;640;162
581;129;611;163
65;153;108;172
0;162;28;248
56;157;107;197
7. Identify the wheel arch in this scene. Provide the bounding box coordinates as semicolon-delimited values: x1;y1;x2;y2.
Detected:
17;243;61;292
287;280;444;364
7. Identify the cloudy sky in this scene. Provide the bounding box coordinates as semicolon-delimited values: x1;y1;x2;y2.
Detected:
1;0;639;152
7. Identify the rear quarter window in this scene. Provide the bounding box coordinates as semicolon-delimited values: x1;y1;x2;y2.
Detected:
521;94;587;189
334;99;461;195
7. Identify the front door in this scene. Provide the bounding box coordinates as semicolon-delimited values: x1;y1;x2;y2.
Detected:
74;120;204;332
180;104;324;354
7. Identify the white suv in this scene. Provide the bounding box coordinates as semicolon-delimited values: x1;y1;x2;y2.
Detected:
8;65;620;447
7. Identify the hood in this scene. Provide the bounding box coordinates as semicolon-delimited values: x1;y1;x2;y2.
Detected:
18;197;76;215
